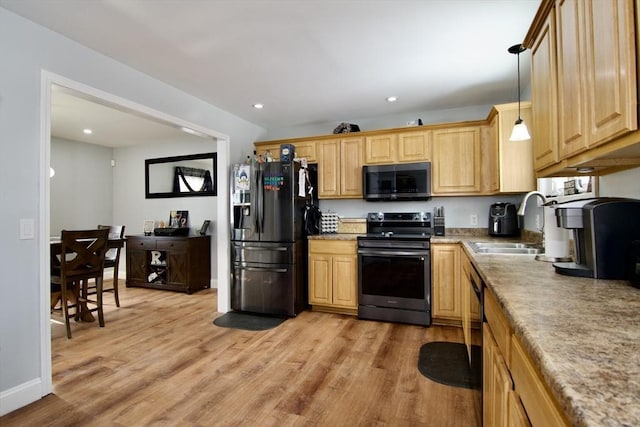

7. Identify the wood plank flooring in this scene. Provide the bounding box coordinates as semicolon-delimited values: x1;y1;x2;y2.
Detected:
2;281;481;426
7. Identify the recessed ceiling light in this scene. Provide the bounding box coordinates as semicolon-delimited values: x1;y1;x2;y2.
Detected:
386;96;398;102
83;128;93;134
253;103;264;109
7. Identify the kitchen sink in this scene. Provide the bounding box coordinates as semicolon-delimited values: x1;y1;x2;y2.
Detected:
469;242;543;255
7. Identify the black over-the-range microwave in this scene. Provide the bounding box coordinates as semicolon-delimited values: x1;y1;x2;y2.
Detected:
362;162;432;201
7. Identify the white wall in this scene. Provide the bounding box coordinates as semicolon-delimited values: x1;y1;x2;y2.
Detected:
599;166;640;198
50;137;114;234
0;7;264;415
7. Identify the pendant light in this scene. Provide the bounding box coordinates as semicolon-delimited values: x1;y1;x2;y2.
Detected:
508;43;531;141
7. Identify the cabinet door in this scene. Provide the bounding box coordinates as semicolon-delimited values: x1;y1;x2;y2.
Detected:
431;244;461;320
127;249;148;283
583;0;637;146
556;0;588;159
309;254;332;305
295;141;317;163
317;140;340;198
340;136;364;197
508;391;532;427
398;130;431;162
432;127;481;194
531;8;559;171
484;324;514;427
365;133;397;164
166;250;188;286
482;117;500;194
497;104;536;193
332;255;357;308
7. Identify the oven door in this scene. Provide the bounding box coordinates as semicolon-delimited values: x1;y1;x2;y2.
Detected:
358;246;430;311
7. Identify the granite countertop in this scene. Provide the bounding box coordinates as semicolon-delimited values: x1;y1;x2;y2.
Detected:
451;236;640;427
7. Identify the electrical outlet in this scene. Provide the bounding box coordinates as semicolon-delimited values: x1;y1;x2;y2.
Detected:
470;214;478;226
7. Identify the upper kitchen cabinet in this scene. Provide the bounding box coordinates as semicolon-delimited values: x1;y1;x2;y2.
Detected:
317;136;364;199
485;102;536;193
432;125;483;195
364;130;431;164
365;133;397;164
255;140;317;163
524;0;640;176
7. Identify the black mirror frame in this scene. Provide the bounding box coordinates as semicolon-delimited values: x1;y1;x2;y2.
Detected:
145;152;217;199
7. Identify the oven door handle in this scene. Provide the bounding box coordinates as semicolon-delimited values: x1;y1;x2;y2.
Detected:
358;249;429;257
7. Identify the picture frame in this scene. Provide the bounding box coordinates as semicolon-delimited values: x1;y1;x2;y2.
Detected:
199;220;211;236
143;220;155;236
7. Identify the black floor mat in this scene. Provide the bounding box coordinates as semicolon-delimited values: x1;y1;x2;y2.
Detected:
417;341;481;389
213;312;287;331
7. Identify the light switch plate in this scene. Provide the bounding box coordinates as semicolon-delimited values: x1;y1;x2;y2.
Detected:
20;218;35;240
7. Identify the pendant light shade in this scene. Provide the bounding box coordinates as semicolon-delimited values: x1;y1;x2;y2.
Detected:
510;118;531;141
508;43;530;142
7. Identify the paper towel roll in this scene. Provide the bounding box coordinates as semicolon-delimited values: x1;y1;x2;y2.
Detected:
544;206;570;258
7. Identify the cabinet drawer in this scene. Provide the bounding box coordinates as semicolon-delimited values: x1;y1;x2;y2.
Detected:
309;240;356;255
510;336;568;427
484;287;512;366
129;238;157;250
157;240;187;251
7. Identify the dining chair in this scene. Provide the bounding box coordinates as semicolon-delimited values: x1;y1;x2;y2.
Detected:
96;225;125;307
51;228;109;339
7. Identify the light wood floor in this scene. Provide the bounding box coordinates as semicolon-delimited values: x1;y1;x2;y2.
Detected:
2;281;480;426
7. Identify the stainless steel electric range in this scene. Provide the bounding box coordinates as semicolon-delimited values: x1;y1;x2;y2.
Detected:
357;212;432;326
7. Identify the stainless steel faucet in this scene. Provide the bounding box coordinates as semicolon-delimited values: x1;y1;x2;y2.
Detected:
517;191;547;217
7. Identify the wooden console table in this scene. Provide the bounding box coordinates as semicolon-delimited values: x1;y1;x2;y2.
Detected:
125;235;211;294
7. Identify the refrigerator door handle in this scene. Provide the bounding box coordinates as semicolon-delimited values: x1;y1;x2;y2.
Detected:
255;167;263;233
242;246;288;251
235;265;288;274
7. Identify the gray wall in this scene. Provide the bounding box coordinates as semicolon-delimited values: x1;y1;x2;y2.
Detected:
50;137;114;234
113;139;220;282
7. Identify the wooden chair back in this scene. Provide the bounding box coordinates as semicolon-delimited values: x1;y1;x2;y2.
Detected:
59;229;110;281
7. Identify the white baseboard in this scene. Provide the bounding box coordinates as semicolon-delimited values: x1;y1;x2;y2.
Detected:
0;378;44;416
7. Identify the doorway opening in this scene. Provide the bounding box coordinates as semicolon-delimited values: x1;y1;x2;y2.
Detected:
40;71;230;396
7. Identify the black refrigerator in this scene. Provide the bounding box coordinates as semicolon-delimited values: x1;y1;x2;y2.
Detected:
230;158;317;316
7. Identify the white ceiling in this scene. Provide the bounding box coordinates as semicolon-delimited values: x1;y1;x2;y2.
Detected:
2;0;541;144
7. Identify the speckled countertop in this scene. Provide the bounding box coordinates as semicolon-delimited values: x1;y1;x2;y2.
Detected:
451;236;639;427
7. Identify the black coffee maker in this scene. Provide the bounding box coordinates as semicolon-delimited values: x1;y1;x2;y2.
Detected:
554;198;640;280
488;202;519;237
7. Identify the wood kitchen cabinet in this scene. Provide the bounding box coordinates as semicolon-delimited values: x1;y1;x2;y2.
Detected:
483;286;569;427
431;243;461;324
126;235;211;294
524;0;639;176
432;125;483;195
485;102;536;193
255;140;317;163
364;132;397;164
364;130;431;164
317;136;363;199
308;239;358;314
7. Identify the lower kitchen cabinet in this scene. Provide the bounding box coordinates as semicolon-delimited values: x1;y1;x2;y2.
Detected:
431;243;461;324
126;235;211;294
484;286;569;427
308;239;358;314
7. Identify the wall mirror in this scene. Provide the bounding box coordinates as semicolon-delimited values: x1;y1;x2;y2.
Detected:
145;152;217;198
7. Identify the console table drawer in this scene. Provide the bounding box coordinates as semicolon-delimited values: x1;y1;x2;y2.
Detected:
157;240;187;251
